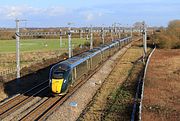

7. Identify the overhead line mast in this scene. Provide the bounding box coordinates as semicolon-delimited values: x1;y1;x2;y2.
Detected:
142;21;147;57
15;19;27;84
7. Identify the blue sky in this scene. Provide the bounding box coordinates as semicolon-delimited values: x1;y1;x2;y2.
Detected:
0;0;179;27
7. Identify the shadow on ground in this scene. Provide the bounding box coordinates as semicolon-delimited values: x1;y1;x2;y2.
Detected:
3;55;66;98
2;47;88;99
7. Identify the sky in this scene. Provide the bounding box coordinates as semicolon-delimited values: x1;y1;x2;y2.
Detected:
0;0;179;27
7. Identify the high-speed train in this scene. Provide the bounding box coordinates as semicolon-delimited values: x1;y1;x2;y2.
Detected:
49;37;132;95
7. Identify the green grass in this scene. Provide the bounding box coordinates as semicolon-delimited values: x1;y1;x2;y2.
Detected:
0;38;87;53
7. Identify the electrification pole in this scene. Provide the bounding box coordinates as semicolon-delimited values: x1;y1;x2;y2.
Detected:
119;27;121;39
131;26;133;37
102;25;105;44
15;19;20;83
68;23;72;58
86;28;89;40
111;25;114;41
90;25;93;49
126;24;129;37
116;23;121;39
80;29;83;39
60;29;62;48
114;23;117;36
15;19;27;83
142;22;147;57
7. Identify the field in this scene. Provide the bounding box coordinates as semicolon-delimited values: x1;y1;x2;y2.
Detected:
0;38;86;53
0;38;86;75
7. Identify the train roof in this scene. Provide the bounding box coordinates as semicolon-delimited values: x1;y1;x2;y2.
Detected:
109;41;119;47
119;36;131;42
99;45;110;51
51;36;132;71
50;61;71;72
63;48;101;68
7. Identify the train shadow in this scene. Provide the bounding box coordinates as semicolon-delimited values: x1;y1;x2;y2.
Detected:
3;64;52;98
3;57;66;98
3;48;87;99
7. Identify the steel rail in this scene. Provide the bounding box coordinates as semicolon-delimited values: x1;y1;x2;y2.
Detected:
0;80;48;106
20;57;106;121
139;46;156;121
1;36;138;120
19;37;134;121
0;83;48;120
38;37;138;121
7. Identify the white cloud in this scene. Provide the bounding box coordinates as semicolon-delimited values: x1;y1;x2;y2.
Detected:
98;12;103;17
0;6;25;19
85;13;94;21
80;10;107;21
45;7;67;16
0;5;67;20
6;6;22;18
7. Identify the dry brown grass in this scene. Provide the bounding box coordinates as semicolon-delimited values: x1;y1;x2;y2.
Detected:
142;49;180;121
0;31;15;40
0;81;7;101
79;41;145;121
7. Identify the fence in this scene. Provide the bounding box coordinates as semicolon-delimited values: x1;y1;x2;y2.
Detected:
0;67;17;76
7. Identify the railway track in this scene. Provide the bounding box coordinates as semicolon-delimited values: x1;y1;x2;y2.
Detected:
0;38;140;121
19;56;107;121
0;81;49;120
20;38;139;121
0;55;109;121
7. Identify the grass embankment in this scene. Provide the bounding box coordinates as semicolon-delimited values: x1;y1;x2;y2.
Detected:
79;40;149;121
103;58;144;121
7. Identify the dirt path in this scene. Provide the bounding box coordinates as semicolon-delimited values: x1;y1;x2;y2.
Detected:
142;49;180;121
78;42;145;121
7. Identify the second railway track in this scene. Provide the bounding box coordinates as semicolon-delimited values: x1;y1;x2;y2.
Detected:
0;81;49;120
19;55;107;121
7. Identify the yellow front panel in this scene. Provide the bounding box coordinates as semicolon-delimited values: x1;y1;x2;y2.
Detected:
52;79;63;93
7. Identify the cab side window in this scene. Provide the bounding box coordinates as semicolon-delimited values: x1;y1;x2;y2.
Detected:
68;73;72;84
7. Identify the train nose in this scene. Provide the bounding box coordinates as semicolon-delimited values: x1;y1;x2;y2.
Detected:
51;79;63;93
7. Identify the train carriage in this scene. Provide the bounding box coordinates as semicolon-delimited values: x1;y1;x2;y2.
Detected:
97;44;109;61
74;54;90;80
109;42;117;56
89;49;102;70
49;36;132;95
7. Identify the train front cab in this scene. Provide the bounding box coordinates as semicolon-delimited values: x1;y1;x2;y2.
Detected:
50;65;72;95
51;70;64;94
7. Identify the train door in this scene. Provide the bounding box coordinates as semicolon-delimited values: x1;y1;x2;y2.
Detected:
68;72;73;85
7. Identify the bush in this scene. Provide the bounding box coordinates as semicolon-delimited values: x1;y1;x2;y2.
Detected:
84;41;90;47
155;20;180;49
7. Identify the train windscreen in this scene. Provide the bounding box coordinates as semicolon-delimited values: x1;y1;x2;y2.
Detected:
52;71;64;79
